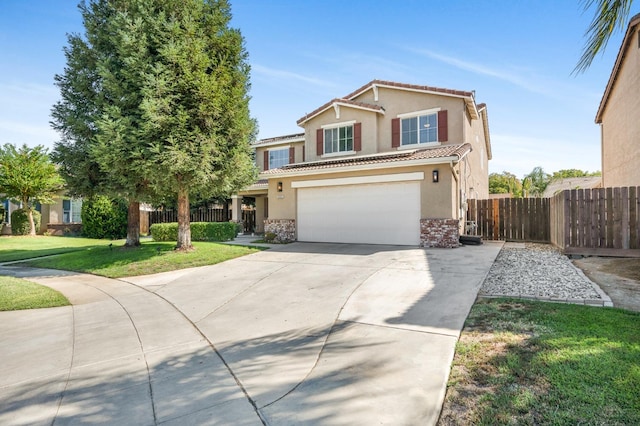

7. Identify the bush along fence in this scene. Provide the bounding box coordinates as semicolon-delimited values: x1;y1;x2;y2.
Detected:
467;186;640;257
149;222;238;242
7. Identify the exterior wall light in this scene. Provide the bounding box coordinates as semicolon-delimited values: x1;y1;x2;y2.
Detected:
277;181;283;192
432;170;439;183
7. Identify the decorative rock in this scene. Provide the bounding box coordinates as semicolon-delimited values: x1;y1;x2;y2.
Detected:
420;218;459;248
264;219;296;243
480;243;603;301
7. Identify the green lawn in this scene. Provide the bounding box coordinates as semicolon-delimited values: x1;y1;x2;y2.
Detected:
439;299;640;425
0;276;70;311
21;240;263;278
0;235;116;263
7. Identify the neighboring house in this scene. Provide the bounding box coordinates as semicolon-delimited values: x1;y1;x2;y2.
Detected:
40;197;83;235
595;13;640;188
0;195;82;235
239;79;492;247
542;176;602;198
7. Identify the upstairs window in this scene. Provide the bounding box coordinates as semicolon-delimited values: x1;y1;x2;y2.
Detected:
401;113;438;146
324;125;353;154
392;109;448;148
269;148;289;169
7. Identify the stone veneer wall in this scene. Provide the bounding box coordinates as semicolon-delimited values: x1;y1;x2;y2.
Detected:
264;219;296;243
420;218;460;248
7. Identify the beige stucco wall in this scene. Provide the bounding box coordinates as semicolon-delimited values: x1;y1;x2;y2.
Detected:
303;107;379;161
600;29;640;187
301;87;468;163
47;199;63;224
266;163;458;222
462;114;490;199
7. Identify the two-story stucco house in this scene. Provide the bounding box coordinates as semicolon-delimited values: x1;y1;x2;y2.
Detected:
240;80;492;247
596;13;640;188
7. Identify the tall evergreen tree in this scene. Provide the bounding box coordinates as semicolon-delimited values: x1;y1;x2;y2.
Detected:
52;0;256;249
135;0;256;249
52;0;148;246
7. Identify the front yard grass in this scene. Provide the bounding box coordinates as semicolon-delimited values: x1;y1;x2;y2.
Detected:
20;240;263;278
0;276;70;311
439;298;640;425
0;235;115;263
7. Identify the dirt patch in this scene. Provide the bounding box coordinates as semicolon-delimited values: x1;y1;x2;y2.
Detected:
573;257;640;312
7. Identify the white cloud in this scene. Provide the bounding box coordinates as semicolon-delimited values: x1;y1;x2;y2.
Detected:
404;48;553;96
251;64;337;88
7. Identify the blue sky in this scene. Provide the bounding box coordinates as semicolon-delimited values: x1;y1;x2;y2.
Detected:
1;1;637;178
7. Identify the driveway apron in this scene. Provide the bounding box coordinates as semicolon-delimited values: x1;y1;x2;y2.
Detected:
0;241;502;425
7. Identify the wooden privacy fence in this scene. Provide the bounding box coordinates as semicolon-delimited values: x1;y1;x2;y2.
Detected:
150;208;230;225
551;187;640;255
466;197;550;242
468;186;640;256
149;208;257;234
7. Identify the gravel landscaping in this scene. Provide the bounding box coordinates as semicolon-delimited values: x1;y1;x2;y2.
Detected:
479;242;612;306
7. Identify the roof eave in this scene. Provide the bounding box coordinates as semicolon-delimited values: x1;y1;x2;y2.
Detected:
259;152;470;179
297;100;384;127
595;13;640;123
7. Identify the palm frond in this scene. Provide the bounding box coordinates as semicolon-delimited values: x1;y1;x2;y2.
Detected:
574;0;633;74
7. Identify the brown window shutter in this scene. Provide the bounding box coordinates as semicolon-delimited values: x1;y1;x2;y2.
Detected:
289;146;295;164
302;145;305;162
316;128;323;156
263;150;269;171
438;110;448;142
353;123;362;151
391;118;400;148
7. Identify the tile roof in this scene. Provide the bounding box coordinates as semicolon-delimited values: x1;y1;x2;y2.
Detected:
297;80;479;126
253;132;305;146
296;98;385;126
261;143;471;176
596;13;640;123
344;79;475;100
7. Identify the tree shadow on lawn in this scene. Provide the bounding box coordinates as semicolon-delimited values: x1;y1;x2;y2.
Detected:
439;301;640;425
14;242;180;275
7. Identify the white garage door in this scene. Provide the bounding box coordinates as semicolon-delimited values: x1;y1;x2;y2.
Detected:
297;181;421;245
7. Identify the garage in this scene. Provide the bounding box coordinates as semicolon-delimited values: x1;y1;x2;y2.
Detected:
296;177;421;245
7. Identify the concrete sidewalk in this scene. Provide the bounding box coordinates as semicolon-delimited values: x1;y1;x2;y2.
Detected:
0;241;502;425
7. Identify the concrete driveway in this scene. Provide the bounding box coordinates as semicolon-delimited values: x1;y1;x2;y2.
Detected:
0;241;502;425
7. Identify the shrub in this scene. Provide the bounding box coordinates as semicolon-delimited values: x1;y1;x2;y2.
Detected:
150;222;236;242
10;209;41;235
81;196;128;239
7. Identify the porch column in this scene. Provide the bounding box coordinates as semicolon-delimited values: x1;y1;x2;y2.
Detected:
255;196;266;233
231;195;242;222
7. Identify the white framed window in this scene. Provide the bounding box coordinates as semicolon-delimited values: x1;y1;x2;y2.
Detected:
401;112;438;146
324;125;353;154
1;200;8;223
269;148;289;169
63;198;82;223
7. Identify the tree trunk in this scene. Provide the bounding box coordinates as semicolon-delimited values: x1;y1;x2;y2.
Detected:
27;207;36;236
176;186;192;250
125;200;140;247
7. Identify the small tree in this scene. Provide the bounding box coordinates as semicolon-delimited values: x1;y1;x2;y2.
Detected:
489;171;523;198
0;144;64;235
522;166;551;197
